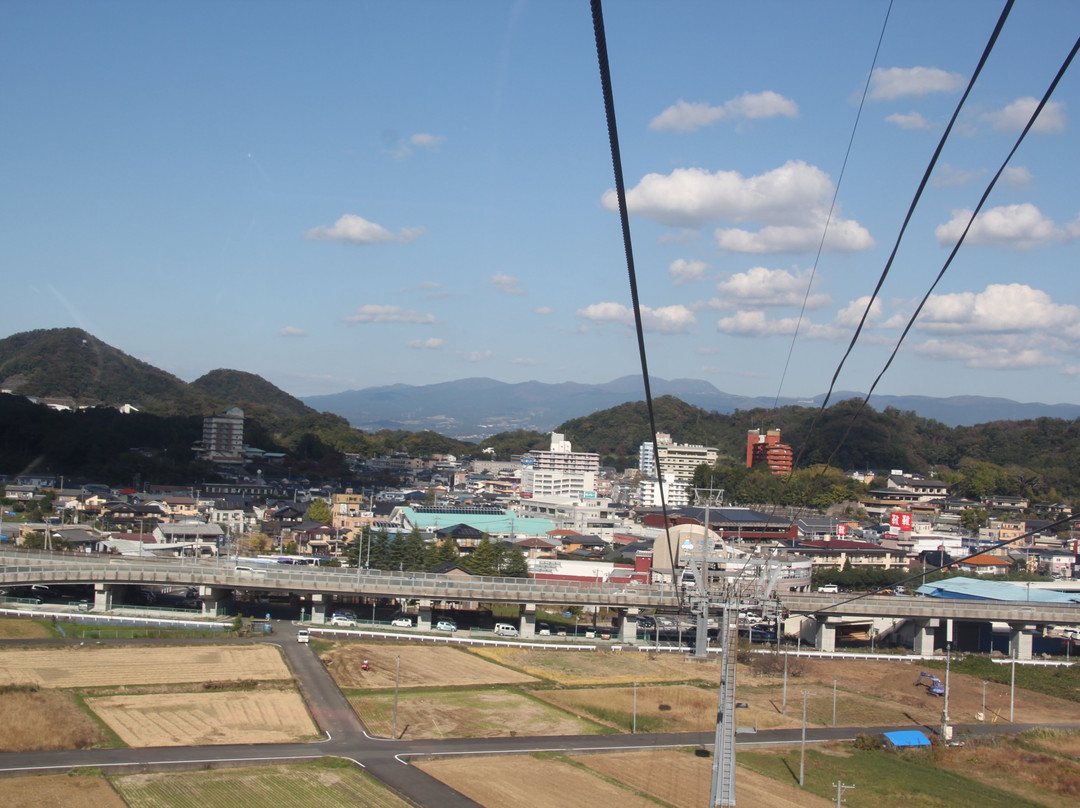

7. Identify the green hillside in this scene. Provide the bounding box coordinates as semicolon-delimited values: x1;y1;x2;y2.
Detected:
0;328;207;415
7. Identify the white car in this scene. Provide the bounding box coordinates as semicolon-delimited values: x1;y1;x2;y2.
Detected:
330;615;358;627
435;620;457;632
297;629;310;644
391;617;413;628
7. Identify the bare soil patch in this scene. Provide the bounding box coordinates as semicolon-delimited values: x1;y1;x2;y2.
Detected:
536;684;720;732
86;689;317;747
113;763;415;808
351;688;604;739
471;646;722;685
0;687;107;751
321;643;536;689
417;754;663;808
580;750;837;808
0;645;291;688
0;618;53;640
0;773;128;808
778;657;1078;727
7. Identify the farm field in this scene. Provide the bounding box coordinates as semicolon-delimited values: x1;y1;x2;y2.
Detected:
0;617;54;640
0;762;415;808
0;645;291;687
350;687;609;739
85;689;317;747
321;642;537;689
0;772;129;808
0;643;303;751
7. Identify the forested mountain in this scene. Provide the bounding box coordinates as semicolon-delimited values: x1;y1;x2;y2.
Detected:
0;328;206;414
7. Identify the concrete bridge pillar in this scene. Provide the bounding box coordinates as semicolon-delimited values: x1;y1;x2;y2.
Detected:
417;600;432;632
1009;624;1035;661
520;604;537;639
198;586;229;618
912;618;939;655
815;619;836;653
93;583;113;611
617;607;639;642
311;593;327;625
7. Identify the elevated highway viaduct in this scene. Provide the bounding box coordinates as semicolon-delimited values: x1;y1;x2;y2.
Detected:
4;551;1077;656
782;592;1080;659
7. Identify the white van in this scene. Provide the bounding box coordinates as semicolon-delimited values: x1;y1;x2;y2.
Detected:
817;584;839;594
297;629;310;644
493;623;519;637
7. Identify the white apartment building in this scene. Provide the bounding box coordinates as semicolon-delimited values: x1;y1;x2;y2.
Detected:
513;494;622;541
521;433;600;497
638;433;717;507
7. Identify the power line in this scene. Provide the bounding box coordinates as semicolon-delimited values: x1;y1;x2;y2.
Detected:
773;0;895;411
790;0;1016;474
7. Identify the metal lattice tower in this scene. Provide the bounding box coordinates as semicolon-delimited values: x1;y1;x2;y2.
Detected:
708;601;738;807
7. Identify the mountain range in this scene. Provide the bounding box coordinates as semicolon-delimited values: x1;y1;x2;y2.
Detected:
3;328;1079;440
302;378;1080;439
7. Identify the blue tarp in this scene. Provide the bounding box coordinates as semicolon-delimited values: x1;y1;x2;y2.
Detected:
884;730;931;748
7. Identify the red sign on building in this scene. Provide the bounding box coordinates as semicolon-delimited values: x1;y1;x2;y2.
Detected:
889;512;913;531
836;524;848;537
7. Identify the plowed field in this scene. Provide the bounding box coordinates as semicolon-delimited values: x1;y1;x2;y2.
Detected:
86;690;317;746
0;645;291;687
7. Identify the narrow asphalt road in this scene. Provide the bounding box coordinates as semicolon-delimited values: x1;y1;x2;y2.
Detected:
3;625;1078;807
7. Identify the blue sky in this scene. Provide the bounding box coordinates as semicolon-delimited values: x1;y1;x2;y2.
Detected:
4;1;1079;405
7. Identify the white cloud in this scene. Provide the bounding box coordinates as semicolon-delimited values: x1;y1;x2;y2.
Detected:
604;160;829;228
490;271;526;295
1002;166;1033;188
886;112;931;130
833;296;884;327
932;164;986;187
576;301;696;333
650;91;797;133
468;350;493;362
714;218;874;253
407;337;445;349
278;326;307;337
912;339;1059;370
409;132;445;148
917;283;1080;335
982;98;1065;134
727;90;799;120
934;203;1074;249
304;214;424;244
343;305;436;324
604;160;875;253
512;357;540;366
869;66;965;100
668;258;708;285
716;310;801;336
534;306;553;315
710;266;829;309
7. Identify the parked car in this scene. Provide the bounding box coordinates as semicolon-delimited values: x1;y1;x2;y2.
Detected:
493;623;519;637
537;621;551;636
330;615;357;627
435;620;457;632
637;615;656;629
297;629;310;644
391;617;413;628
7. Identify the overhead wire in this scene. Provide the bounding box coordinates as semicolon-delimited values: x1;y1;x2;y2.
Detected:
819;29;1080;472
787;0;1016;475
590;1;678;583
772;0;895;412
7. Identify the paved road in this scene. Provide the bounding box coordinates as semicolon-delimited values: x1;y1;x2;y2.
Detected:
3;623;1079;807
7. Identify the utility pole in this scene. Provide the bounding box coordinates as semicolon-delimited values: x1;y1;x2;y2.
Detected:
800;689;810;787
832;781;855;807
941;642;952;741
393;655;401;738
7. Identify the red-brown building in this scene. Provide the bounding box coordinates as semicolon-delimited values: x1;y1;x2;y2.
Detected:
746;428;794;476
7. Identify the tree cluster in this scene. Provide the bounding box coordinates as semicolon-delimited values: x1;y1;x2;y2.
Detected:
345;526;529;577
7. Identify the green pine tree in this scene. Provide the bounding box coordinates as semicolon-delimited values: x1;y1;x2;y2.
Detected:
466;534;499;576
501;543;530;578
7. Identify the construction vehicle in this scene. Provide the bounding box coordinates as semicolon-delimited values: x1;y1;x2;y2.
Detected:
914;671;944;696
